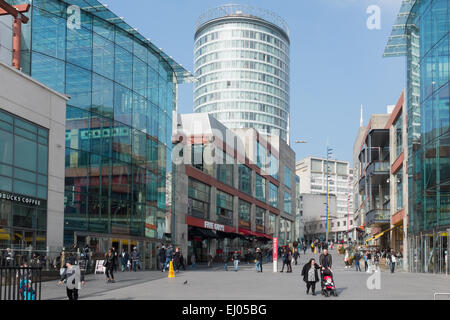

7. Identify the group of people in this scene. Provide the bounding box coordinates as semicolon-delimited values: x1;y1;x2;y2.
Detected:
300;249;333;296
346;247;402;273
158;245;186;273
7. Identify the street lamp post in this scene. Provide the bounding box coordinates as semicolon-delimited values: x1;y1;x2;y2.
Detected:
325;146;333;244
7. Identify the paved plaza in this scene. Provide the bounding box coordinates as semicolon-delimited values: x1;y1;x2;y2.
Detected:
41;251;450;300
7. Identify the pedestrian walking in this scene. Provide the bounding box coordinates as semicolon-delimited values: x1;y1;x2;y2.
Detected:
173;247;181;273
293;250;299;265
374;251;380;271
388;249;397;273
120;249;129;272
301;258;320;296
180;251;186;271
354;250;361;272
3;248;14;266
131;247;141;271
58;258;85;300
364;251;369;272
311;242;314;253
319;249;332;270
104;248;116;283
223;253;229;271
165;245;173;270
159;246;166;272
190;253;196;269
232;250;240;272
255;248;263;272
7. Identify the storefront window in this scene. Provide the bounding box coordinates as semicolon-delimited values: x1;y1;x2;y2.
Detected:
396;171;403;211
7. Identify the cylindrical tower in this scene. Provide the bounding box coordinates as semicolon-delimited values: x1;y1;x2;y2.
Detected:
194;4;290;141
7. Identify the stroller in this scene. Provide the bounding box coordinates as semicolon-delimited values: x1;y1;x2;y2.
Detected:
321;268;338;297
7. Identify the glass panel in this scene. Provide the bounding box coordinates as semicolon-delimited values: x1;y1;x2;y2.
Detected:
133;57;147;97
14;135;37;171
0;163;12;177
93;34;115;79
13;180;36;197
0;129;13;164
114;84;133;126
37;185;47;199
115;45;133;88
66;63;92;110
66;23;92;70
14;168;36;183
32;8;66;59
92;74;114;117
115;28;133;50
38;144;48;175
31;52;65;93
93;17;114;41
0;177;12;192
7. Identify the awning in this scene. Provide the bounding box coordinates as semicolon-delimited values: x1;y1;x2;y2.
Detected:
216;230;239;239
190;226;218;239
366;224;402;243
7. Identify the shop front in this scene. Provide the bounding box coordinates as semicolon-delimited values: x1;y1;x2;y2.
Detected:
408;229;449;274
74;231;158;270
186;215;237;264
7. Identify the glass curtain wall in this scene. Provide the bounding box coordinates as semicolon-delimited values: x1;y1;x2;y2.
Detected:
21;0;176;245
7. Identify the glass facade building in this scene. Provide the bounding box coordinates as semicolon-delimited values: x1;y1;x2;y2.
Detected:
385;0;450;273
194;4;290;141
8;0;190;256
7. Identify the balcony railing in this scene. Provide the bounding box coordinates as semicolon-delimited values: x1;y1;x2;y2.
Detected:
366;161;390;176
366;209;390;226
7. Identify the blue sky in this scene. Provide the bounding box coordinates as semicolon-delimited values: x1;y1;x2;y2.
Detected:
102;0;405;165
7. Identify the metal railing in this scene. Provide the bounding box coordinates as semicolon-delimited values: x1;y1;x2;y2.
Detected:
195;4;290;37
0;266;42;300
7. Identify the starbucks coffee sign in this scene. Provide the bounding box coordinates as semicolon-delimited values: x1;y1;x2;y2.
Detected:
0;192;42;206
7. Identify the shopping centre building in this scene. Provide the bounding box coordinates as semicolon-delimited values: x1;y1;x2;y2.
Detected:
1;0;191;267
172;113;296;262
384;0;449;274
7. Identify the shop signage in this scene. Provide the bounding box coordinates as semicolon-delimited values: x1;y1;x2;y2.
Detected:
0;192;41;206
95;260;105;274
204;221;225;232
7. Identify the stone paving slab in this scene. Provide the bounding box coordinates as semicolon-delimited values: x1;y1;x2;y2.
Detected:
41;252;450;300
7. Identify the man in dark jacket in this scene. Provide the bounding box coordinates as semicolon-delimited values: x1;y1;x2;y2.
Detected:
3;248;14;266
131;247;140;271
165;245;173;270
354;251;361;271
159;246;166;272
255;248;263;272
232;251;240;272
58;258;85;300
293;250;299;265
319;249;332;270
173;247;181;273
120;249;129;272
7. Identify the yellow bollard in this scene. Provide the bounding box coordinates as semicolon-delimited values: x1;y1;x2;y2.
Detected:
168;260;175;278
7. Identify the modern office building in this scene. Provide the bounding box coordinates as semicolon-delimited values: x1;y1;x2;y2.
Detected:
384;0;449;274
172;113;296;262
300;193;337;243
193;4;290;142
5;0;191;267
0;61;68;255
296;157;355;241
